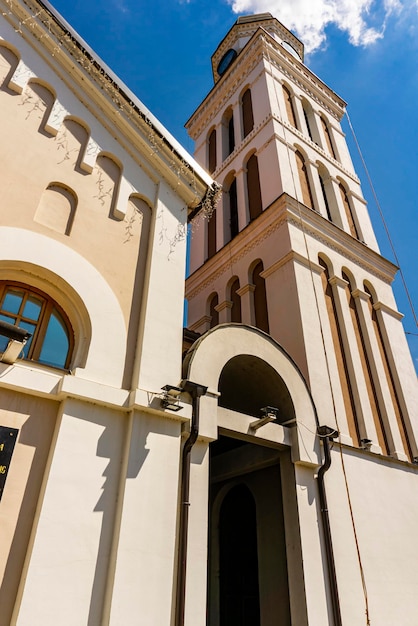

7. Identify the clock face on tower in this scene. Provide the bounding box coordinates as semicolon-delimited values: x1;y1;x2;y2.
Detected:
217;48;238;76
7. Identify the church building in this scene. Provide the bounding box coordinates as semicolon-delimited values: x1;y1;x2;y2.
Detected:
0;2;417;625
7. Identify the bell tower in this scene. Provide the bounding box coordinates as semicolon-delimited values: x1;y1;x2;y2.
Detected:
185;13;418;461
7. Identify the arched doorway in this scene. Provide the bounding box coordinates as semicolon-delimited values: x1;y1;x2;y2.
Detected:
208;438;291;626
219;484;260;626
183;324;318;626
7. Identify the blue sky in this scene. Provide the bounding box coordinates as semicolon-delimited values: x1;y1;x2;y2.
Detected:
50;0;418;366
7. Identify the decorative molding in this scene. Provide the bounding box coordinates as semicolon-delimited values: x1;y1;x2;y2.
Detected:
0;0;215;211
351;288;371;302
187;193;399;301
215;300;232;312
236;283;255;296
373;301;404;321
328;275;349;289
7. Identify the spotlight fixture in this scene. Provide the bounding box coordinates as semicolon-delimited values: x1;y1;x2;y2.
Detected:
250;406;279;430
160;385;183;412
0;320;31;365
360;438;373;451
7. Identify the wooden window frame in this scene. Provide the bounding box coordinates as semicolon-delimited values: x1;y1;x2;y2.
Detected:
0;281;74;369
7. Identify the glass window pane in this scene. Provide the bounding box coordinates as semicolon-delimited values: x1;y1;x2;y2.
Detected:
19;321;36;357
0;313;16;325
2;290;24;315
22;296;43;321
39;309;69;368
0;335;9;352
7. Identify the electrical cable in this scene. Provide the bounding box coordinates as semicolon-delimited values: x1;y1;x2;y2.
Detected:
345;110;418;329
266;45;371;624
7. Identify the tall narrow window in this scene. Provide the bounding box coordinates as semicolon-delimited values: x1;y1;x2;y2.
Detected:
295;151;314;209
282;85;297;128
222;109;235;159
364;284;412;461
319;173;332;220
228;179;239;240
246;154;262;221
209;293;219;329
302;101;313;141
339;183;359;239
207;208;217;259
319;259;360;446
320;116;336;159
252;261;269;333
208;128;217;174
230;278;241;323
242;88;254;138
342;271;389;454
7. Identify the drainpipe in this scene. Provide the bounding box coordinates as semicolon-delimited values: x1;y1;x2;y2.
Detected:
175;380;208;626
317;425;342;626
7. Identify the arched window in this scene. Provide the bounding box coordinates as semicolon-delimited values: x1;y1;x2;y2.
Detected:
207;207;217;259
282;85;297;128
295;151;314;209
302;100;314;141
252;261;269;333
319;259;360;446
241;88;254;138
209;293;219;329
223;109;235;159
364;284;413;460
320;116;336;159
0;282;73;369
227;178;239;240
339;183;359;239
319;172;332;220
246;154;262;221
208;128;217;174
230;278;241;323
342;271;389;454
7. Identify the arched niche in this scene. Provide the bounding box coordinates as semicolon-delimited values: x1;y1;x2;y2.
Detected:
34;183;77;235
23;79;56;134
218;354;295;423
0;43;20;89
183;324;319;466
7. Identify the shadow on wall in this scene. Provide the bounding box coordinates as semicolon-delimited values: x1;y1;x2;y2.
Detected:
88;410;181;626
0;388;59;626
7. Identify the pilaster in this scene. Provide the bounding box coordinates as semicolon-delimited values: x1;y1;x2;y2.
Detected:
237;283;256;326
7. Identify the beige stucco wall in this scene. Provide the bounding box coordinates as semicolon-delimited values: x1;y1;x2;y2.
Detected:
0;4;205;624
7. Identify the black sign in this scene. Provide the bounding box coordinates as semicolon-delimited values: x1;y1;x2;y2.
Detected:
0;426;19;502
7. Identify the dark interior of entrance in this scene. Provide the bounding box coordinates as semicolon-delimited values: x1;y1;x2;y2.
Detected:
208;436;291;626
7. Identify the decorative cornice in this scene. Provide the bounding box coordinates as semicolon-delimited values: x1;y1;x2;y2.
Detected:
211;18;304;81
1;0;215;211
186;193;399;301
187;29;346;138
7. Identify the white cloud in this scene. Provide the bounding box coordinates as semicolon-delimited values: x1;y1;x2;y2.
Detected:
226;0;404;52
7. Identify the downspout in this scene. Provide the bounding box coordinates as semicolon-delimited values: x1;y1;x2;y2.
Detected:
317;425;342;626
175;380;208;626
